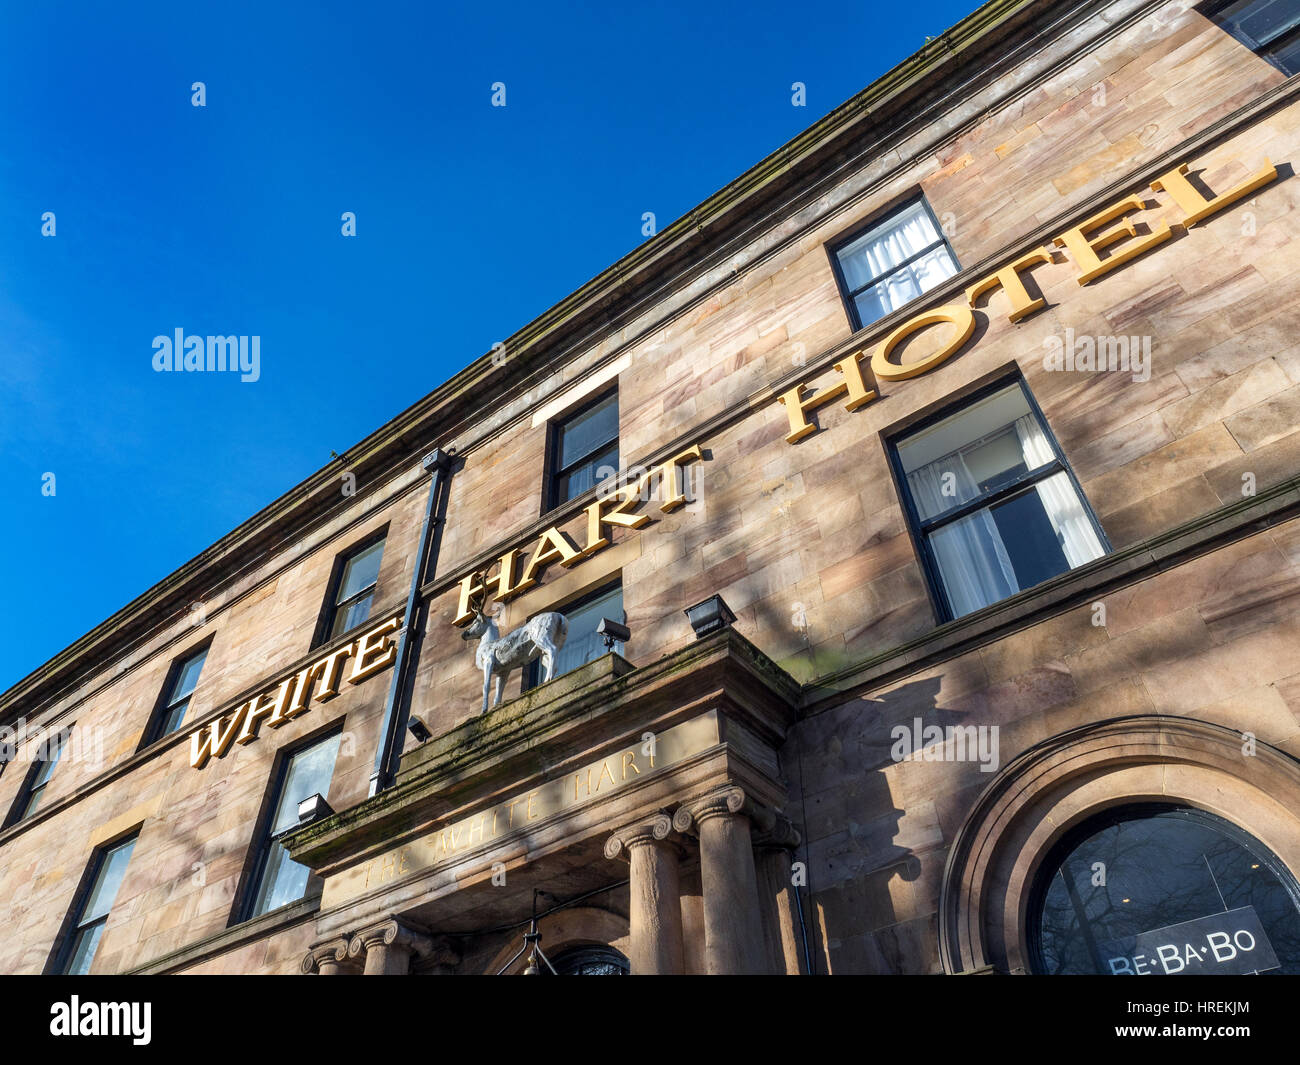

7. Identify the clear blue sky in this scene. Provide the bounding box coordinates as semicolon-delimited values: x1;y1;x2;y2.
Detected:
0;0;978;691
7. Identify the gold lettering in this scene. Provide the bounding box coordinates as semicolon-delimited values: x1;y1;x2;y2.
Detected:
453;550;522;624
398;847;411;876
657;445;704;512
380;853;397;882
235;677;296;745
621;750;639;780
964;248;1054;323
468;816;486;845
777;350;875;443
594;759;616;792
302;642;355;703
581;477;652;558
871;304;977;381
506;796;524;828
582;500;613;558
515;527;581;593
573;767;592;801
1151;159;1277;228
189;704;249;769
348;617;400;683
1052;194;1172;285
526;790;540;820
285;667;313;718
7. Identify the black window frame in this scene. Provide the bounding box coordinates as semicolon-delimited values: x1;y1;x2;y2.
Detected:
313;527;388;649
523;578;624;691
46;829;140;975
1202;0;1300;75
544;387;620;512
4;724;71;828
234;723;343;925
139;639;212;750
885;373;1110;625
826;193;961;333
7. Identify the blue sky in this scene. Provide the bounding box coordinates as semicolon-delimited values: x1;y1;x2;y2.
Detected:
0;0;978;690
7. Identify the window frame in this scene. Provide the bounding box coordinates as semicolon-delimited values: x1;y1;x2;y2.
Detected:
234;724;343;925
4;724;71;828
313;527;388;649
826;193;961;332
1202;0;1300;75
884;373;1110;624
523;578;625;691
544;387;620;513
47;830;139;975
140;639;212;750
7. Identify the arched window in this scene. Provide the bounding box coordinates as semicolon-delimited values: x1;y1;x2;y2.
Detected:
548;945;629;975
1030;803;1300;975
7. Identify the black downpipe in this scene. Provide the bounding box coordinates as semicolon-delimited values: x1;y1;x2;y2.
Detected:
369;448;453;796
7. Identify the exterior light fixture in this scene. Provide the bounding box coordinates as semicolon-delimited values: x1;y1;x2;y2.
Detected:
498;889;558;975
297;792;334;825
596;618;631;651
684;594;737;639
407;716;432;743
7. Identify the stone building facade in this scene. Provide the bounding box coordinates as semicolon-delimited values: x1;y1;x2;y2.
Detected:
4;0;1300;976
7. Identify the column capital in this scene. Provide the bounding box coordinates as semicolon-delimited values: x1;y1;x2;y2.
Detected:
603;812;678;861
346;917;457;965
672;785;770;834
300;935;359;974
753;812;801;850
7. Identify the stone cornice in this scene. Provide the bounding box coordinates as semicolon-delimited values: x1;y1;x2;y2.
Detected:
124;895;320;975
801;471;1300;714
283;626;801;873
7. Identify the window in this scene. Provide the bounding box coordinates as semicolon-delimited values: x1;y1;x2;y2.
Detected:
1031;804;1300;975
525;582;624;690
829;196;960;331
548;945;629;975
145;644;209;745
548;390;619;508
243;730;342;920
6;726;70;826
1205;0;1300;75
890;379;1107;621
53;833;138;975
323;535;385;642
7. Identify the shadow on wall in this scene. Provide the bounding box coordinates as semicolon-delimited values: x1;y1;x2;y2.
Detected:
797;674;986;975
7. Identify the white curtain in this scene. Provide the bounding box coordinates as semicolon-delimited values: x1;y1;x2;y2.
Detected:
1012;415;1105;568
906;456;1018;618
843;206;951;318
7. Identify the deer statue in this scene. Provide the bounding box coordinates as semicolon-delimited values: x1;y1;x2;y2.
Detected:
461;573;568;714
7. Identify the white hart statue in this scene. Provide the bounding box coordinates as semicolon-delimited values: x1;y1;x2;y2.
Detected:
461;572;568;714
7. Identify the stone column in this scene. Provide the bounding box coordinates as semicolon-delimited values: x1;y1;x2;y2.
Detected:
347;917;444;975
753;816;805;975
673;786;769;975
300;935;360;975
604;813;685;975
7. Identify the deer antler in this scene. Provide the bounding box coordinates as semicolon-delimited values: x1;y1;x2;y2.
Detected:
466;570;490;617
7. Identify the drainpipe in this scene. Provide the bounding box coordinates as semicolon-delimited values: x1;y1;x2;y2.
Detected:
369;447;453;796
